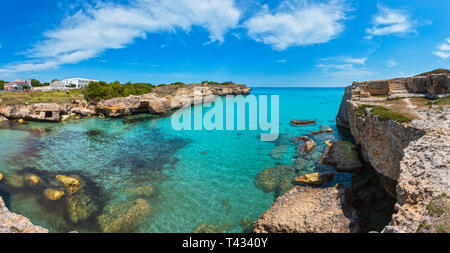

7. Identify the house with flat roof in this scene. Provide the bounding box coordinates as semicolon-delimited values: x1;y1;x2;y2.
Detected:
4;79;32;92
62;78;98;89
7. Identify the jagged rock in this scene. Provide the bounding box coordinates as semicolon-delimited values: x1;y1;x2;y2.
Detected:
294;136;315;153
98;199;151;233
56;175;81;195
44;189;65;201
322;141;362;172
0;196;48;233
295;172;334;186
254;185;361;233
25;174;40;186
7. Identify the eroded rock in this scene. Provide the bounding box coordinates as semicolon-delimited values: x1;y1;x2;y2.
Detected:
254;185;361;233
0;196;48;233
322;141;362;172
98;199;151;233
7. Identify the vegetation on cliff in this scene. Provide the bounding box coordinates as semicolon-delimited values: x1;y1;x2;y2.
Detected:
84;81;153;101
416;68;450;76
354;104;412;123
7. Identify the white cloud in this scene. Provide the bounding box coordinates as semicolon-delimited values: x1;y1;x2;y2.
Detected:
434;38;450;60
343;57;367;65
387;59;398;67
366;5;417;39
244;0;348;50
277;59;287;64
0;0;241;76
316;56;373;77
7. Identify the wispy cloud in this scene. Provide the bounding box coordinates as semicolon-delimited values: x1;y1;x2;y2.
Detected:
387;59;398;67
277;59;287;64
316;56;373;77
365;5;418;39
244;0;349;51
0;0;241;76
434;38;450;60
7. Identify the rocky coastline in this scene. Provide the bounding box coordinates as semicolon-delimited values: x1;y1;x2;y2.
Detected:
0;84;251;122
255;72;449;233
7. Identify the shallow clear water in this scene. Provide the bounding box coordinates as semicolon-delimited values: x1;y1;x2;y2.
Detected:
0;87;351;233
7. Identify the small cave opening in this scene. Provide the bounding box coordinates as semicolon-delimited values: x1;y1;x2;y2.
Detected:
137;102;150;113
351;162;397;232
44;111;53;118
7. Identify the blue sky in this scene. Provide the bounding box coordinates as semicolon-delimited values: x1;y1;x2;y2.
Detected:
0;0;449;87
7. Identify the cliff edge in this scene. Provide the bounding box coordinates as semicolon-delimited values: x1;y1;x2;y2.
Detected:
337;71;449;233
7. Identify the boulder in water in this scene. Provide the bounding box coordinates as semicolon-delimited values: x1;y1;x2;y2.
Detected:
25;174;40;186
291;120;316;125
322;141;363;172
56;175;81;195
44;189;65;201
295;172;334;186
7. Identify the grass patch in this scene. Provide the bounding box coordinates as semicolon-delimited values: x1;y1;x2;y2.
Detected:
0;89;84;105
354;104;412;123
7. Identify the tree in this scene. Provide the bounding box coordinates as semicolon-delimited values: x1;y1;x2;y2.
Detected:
31;79;41;87
0;80;8;90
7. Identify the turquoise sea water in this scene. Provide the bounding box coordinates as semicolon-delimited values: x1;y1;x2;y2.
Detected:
0;87;351;233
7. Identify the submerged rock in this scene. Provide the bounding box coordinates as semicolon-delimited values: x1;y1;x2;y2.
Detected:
44;189;65;201
322;141;362;172
66;191;97;224
254;165;295;197
295;172;334;186
254;185;361;233
5;175;25;188
0;197;48;233
56;175;81;195
124;185;155;197
192;222;232;233
240;218;254;233
98;199;151;233
311;128;333;135
25;174;40;186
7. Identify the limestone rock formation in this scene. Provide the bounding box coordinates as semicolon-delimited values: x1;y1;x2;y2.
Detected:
0;103;71;122
253;184;361;233
0;196;48;233
336;72;450;233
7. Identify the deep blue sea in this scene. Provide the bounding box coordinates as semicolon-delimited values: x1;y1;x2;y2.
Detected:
0;87;351;233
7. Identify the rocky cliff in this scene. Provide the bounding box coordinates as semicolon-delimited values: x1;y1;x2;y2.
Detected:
0;196;48;233
337;73;449;233
0;85;251;121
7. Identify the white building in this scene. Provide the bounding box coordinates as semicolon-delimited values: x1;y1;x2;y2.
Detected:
62;78;99;89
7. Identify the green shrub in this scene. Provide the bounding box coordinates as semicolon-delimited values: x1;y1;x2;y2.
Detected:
84;81;152;101
354;104;412;123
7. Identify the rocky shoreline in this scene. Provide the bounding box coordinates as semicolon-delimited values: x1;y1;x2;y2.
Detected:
0;84;251;122
0;196;48;233
255;72;449;233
